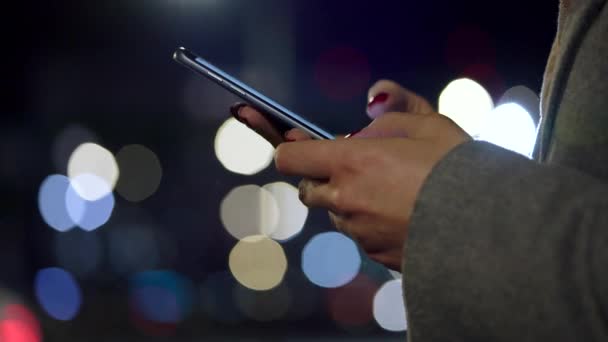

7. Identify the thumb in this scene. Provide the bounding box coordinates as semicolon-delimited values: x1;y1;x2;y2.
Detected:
367;80;434;119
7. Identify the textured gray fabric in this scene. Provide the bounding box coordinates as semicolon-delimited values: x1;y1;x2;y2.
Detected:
402;1;608;341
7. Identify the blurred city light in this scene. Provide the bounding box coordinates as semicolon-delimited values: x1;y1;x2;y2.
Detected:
233;282;291;322
52;124;98;174
66;177;115;231
302;232;361;288
263;182;308;242
107;224;161;274
314;46;371;101
34;268;82;321
54;229;103;276
228;235;287;291
373;279;407;332
214;118;274;175
67;142;119;201
0;303;41;342
327;274;377;331
498;85;541;126
129;270;194;324
38;175;80;232
201;272;244;325
438;78;494;137
220;185;279;240
478;103;537;157
115;145;163;202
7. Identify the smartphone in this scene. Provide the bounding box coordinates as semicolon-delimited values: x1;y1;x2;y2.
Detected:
173;47;335;140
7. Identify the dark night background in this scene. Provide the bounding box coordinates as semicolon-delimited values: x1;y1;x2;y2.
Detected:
1;1;556;341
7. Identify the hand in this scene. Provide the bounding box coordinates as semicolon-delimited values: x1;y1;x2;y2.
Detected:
228;79;455;270
274;113;470;270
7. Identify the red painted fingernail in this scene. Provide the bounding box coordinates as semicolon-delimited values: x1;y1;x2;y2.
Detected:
367;92;389;119
368;92;389;107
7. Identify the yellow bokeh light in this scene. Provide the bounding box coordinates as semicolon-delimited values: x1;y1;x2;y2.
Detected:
228;235;287;291
214;118;274;175
438;78;494;137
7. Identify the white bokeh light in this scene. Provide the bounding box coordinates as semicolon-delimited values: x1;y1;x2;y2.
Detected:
373;279;407;332
478;103;537;157
214;118;274;175
262;182;308;242
220;185;279;240
498;86;540;126
67;143;119;201
439;78;494;137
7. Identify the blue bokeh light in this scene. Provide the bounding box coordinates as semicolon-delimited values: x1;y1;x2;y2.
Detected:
66;179;114;231
38;174;114;232
34;268;82;321
38;175;83;232
129;271;193;324
301;232;361;288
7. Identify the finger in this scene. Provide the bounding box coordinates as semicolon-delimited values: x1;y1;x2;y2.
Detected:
230;104;285;147
284;128;312;142
298;179;350;215
367;80;434;118
275;140;341;178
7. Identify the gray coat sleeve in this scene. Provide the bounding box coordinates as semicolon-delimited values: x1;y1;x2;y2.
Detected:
403;140;608;342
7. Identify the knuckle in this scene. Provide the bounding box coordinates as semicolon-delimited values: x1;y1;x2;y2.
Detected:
328;184;361;214
297;179;311;204
328;187;350;214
